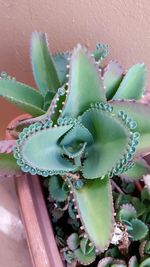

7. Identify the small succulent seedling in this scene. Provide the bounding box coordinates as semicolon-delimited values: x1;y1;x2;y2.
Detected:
0;32;150;266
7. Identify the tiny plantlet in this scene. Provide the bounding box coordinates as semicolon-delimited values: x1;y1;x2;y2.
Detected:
0;32;150;266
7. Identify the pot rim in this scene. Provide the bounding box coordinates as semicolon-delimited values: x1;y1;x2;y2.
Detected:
5;113;32;140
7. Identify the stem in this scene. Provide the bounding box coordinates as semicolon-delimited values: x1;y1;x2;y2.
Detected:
74;156;81;168
111;180;124;194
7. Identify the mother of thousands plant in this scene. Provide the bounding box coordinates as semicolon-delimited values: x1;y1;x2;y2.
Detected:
0;32;150;266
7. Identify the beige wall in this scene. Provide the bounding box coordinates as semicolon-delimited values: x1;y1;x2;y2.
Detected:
0;0;150;137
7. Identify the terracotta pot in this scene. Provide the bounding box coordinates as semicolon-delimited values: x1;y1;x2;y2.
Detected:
6;114;64;267
5;113;32;140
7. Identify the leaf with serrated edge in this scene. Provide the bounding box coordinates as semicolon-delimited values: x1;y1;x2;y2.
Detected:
81;108;130;179
74;248;96;266
31;32;60;96
74;176;114;252
62;44;106;118
139;258;150;267
110;100;150;157
16;125;76;174
0;154;22;178
104;60;123;100
80;238;94;255
0;140;16;154
119;204;137;222
53;52;70;85
0;79;44;116
128;219;149;241
49;175;68;202
113;63;146;100
60;123;93;159
67;233;80;251
93;43;108;62
120;158;150;181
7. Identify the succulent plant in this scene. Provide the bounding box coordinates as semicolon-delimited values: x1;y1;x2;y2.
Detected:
97;256;150;267
0;32;150;266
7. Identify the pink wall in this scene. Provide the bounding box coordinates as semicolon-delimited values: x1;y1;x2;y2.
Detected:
0;0;150;136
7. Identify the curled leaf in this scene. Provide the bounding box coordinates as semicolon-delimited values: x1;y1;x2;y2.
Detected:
67;233;80;251
49;175;68;202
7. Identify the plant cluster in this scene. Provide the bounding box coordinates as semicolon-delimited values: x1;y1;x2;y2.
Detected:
0;32;150;266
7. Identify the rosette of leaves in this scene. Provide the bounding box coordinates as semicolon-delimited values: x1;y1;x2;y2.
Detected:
0;32;107;117
1;33;150;254
117;203;149;241
64;233;96;265
98;256;150;267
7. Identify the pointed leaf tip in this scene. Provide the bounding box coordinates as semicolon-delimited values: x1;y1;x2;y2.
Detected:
62;45;106;118
111;100;150;157
113;63;146;100
0;79;44;116
31;31;60;96
104;60;123;100
74;177;114;252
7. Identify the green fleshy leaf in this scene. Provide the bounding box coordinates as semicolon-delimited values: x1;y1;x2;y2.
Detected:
43;91;55;110
45;86;66;124
14;124;76;175
139;258;150;267
93;43;108;62
141;206;150;224
63;250;74;264
67;233;80;251
63;142;87;160
60;123;93;159
113;63;146;100
98;258;126;267
144;241;150;255
121;181;135;193
81;108;130;178
80;238;94;255
31;32;60;96
141;187;150;203
53;52;70;85
0;154;22;177
111;100;150;156
105;247;120;258
119;204;137;221
49;175;68;202
74;248;96;265
131;198;146;217
116;194;132;209
120;159;150;181
74;176;114;252
0;79;44;116
128;256;139;267
62;44;106;118
68;203;77;220
104;60;123;100
128;218;149;241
